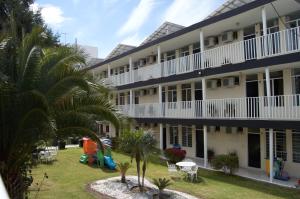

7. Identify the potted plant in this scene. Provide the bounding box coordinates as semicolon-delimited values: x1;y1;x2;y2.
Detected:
153;178;172;198
117;162;130;183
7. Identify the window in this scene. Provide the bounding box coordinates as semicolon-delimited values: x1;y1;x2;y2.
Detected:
292;132;300;163
181;84;191;101
119;93;125;105
193;43;200;54
182;126;192;147
266;130;287;161
167;51;175;60
180;46;189;57
106;125;110;133
170;126;178;145
167;86;177;102
134;91;139;104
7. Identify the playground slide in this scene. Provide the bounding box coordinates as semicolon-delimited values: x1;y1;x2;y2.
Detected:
104;156;116;170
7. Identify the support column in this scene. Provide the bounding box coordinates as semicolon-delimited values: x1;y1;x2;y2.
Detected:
265;67;271;117
200;30;204;69
202;78;206;117
262;7;268;56
261;7;267;36
269;128;274;182
129;57;133;83
108;64;111;79
157;46;162;77
158;84;162;117
203;125;208;168
159;124;163;150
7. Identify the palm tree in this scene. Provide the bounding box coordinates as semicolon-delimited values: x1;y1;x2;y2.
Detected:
0;27;123;198
119;129;156;191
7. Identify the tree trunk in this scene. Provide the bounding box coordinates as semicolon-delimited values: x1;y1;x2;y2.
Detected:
142;161;146;188
121;174;126;183
136;154;141;188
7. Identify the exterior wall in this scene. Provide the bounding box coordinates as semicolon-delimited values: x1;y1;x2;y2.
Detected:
206;73;246;99
207;127;248;168
138;92;158;104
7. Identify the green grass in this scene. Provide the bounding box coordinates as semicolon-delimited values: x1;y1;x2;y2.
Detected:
28;148;300;199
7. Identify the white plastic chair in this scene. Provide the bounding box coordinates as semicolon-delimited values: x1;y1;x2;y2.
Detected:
187;165;198;181
167;161;177;173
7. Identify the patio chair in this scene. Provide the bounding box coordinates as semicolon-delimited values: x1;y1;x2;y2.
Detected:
187;165;198;181
166;161;177;173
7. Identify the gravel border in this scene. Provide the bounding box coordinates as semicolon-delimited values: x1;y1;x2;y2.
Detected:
89;176;199;199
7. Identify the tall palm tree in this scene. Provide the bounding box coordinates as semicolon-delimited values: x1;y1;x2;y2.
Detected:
0;27;124;198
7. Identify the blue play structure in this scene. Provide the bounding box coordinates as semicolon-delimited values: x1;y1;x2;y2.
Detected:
104;156;116;170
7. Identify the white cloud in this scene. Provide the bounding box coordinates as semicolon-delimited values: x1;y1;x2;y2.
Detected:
162;0;216;26
30;3;71;28
118;0;156;36
121;33;146;46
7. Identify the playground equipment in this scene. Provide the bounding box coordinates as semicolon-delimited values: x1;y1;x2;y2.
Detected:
79;137;116;170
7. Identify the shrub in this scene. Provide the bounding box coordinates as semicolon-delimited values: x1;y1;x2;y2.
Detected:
164;148;186;163
153;178;172;192
117;162;130;183
211;152;239;174
208;148;215;162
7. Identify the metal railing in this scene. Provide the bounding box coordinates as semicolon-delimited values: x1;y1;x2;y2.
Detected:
103;27;300;86
117;95;300;121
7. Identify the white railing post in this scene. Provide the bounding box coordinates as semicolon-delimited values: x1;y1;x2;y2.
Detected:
159;84;162;117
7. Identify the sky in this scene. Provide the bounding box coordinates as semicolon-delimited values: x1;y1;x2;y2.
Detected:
31;0;225;58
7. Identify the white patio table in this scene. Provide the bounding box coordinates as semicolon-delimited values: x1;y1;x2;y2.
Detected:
176;161;196;167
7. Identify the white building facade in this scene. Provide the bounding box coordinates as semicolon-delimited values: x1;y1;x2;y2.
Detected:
89;0;300;184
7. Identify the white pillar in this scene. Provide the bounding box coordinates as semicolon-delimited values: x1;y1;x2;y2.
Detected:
261;7;267;36
159;123;163;150
203;125;208;168
265;67;271;117
200;30;204;69
129;57;133;83
158;84;162;116
269;128;274;182
202;78;206;117
157;46;162;77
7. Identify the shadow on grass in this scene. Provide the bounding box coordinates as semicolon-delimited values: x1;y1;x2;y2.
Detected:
86;164;118;173
199;169;300;198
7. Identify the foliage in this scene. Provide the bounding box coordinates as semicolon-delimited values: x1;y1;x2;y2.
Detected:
153;178;172;191
211;152;239;174
119;129;156;190
117;162;130;183
164;148;186;163
0;27;123;198
208;148;215;162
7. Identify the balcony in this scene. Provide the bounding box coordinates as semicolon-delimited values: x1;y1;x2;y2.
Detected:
104;27;300;87
117;94;300;121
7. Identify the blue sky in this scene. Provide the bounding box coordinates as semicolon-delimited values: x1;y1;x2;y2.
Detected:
31;0;225;58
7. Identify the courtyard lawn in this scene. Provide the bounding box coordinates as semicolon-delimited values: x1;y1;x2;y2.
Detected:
28;148;300;199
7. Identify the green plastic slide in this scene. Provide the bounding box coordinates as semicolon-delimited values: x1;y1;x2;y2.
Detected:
79;154;88;164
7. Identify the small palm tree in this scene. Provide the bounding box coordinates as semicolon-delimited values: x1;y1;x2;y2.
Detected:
117;162;130;183
119;129;156;191
153;178;172;197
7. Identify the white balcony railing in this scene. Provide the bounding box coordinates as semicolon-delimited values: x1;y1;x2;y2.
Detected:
117;95;300;121
104;27;300;86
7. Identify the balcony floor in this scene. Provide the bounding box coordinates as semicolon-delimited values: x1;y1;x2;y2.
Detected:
186;157;299;188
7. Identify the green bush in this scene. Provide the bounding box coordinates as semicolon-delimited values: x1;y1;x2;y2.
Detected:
211;152;239;174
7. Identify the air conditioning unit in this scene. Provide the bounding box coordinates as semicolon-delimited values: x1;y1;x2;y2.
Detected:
207;79;218;89
205;37;218;48
222;77;235;87
222;31;234;43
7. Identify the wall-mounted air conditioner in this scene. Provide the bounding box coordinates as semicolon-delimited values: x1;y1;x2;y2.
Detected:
205;37;218;48
222;77;235;87
207;79;218;89
222;31;234;43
